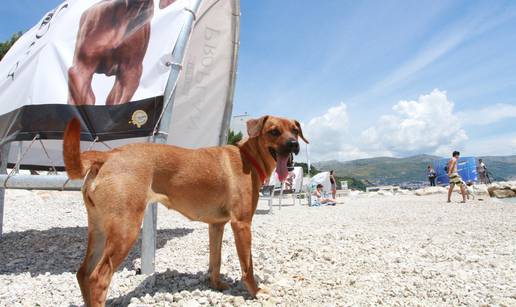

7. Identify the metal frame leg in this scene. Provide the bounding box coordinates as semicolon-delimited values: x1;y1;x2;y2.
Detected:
278;185;284;210
141;203;158;275
0;144;10;238
138;0;203;276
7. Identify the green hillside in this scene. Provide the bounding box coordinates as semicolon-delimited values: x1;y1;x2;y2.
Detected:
314;155;516;185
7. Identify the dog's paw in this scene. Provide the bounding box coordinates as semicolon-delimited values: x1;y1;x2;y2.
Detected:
210;280;230;291
255;286;271;300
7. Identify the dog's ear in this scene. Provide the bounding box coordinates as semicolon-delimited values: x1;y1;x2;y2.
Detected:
294;120;309;144
247;116;269;138
159;0;177;9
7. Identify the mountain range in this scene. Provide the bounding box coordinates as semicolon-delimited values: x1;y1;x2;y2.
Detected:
313;155;516;185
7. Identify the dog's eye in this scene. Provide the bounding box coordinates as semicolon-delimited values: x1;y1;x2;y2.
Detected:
269;129;281;137
292;128;299;135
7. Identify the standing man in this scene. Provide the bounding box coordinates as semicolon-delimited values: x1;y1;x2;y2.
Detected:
447;151;467;203
427;165;437;186
478;159;488;184
329;170;337;199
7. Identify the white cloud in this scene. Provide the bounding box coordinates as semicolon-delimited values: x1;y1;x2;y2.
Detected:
303;103;355;161
301;103;393;161
458;103;516;125
306;103;350;138
300;90;516;162
361;89;468;156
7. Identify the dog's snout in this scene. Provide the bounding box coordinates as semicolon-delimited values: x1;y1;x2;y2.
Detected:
285;139;300;154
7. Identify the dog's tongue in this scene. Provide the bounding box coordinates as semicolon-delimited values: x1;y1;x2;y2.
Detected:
276;155;289;182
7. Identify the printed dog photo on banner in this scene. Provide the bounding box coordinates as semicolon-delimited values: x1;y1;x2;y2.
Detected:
68;0;177;105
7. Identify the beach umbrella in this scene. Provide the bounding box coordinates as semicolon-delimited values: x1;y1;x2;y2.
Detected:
310;171;332;193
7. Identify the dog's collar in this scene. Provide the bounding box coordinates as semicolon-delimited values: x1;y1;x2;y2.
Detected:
239;147;267;184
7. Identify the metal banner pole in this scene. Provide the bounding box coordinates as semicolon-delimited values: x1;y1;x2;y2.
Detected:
218;0;240;146
140;0;203;276
0;144;10;238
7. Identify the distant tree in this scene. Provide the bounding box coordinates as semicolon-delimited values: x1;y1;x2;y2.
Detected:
0;32;23;61
227;129;243;145
335;176;367;191
294;162;319;176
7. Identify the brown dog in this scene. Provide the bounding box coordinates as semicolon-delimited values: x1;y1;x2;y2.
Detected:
68;0;176;105
63;115;308;306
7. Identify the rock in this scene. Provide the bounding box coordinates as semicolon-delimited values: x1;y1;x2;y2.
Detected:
415;186;448;196
487;182;516;198
182;299;202;307
276;278;295;288
191;289;202;297
142;294;154;304
197;297;209;305
173;293;183;302
164;293;175;302
495;189;515;198
378;191;393;196
129;297;141;304
231;296;246;306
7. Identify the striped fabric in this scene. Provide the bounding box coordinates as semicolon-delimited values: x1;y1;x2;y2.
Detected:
449;173;463;186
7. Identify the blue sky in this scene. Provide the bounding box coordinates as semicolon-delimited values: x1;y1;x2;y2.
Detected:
1;0;516;160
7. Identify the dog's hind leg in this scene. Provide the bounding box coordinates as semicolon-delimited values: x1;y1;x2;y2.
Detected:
87;210;144;307
208;223;229;290
78;197;145;307
77;212;106;306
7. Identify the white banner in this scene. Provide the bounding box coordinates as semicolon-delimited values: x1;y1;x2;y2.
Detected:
0;0;239;167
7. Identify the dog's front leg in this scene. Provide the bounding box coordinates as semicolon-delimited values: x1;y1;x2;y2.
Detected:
208;223;229;290
231;220;266;297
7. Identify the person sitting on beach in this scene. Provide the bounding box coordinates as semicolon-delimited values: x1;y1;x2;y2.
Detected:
447;151;467;203
313;184;337;206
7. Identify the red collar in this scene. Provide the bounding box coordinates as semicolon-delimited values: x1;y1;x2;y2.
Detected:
240;147;267;184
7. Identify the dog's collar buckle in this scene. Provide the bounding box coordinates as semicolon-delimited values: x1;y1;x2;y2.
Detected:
239;147;267;185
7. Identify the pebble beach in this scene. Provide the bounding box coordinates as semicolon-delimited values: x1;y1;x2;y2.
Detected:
1;190;515;306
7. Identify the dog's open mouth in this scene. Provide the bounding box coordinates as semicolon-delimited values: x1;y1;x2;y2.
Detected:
269;147;290;182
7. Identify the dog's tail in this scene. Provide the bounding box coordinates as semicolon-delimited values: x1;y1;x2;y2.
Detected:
63;118;85;179
63;118;112;179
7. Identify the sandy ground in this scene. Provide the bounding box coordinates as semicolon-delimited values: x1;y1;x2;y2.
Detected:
0;190;515;306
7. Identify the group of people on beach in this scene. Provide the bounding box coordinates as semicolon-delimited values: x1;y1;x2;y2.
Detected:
441;152;489;203
314;152;491;205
